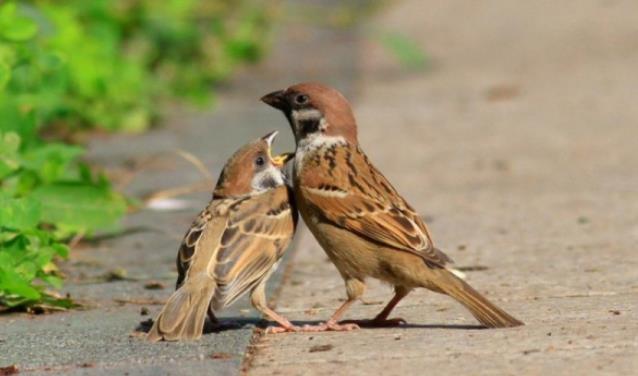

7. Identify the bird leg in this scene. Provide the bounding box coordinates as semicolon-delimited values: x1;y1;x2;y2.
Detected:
302;278;364;332
301;298;360;332
251;281;300;334
368;286;410;326
342;286;411;327
262;306;300;334
325;299;361;330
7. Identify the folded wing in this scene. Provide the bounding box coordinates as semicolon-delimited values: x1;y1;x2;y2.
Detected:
300;145;450;267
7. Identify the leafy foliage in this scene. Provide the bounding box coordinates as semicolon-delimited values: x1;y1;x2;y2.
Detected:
0;131;126;308
0;0;271;309
27;0;272;132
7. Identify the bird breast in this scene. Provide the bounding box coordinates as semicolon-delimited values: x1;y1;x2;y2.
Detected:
294;134;347;173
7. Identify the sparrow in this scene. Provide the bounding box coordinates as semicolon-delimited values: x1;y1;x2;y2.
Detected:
261;83;523;331
147;131;298;341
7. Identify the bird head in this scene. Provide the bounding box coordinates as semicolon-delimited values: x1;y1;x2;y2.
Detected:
213;131;293;198
261;82;358;145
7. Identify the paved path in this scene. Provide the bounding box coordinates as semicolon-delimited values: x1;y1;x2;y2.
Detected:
248;1;638;375
0;1;359;374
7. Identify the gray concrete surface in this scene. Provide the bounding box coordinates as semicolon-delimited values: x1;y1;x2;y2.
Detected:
0;1;360;374
247;1;638;375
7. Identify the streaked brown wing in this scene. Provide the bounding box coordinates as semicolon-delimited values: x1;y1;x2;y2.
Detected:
300;145;450;266
210;186;296;310
175;200;230;289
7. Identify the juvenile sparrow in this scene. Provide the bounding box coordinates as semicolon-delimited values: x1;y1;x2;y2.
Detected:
261;83;523;330
147;131;298;341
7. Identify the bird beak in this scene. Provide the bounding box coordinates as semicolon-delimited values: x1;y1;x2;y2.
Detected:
261;89;287;111
262;130;279;147
261;130;292;167
271;152;294;167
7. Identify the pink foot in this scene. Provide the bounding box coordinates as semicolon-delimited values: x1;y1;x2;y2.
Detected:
301;320;360;332
265;325;300;334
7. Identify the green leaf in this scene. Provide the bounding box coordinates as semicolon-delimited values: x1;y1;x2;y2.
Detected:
0;60;9;90
0;131;20;152
21;143;84;183
0;101;38;142
30;182;127;232
51;242;69;258
0;194;41;231
2;18;37;42
0;3;38;42
40;274;63;289
0;132;21;179
0;261;42;302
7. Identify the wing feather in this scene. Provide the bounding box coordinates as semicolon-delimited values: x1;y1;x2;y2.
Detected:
210;186;296;310
175;203;228;288
299;145;450;266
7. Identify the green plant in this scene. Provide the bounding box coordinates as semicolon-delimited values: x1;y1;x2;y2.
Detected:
24;0;273;132
0;0;273;310
0;130;128;309
0;3;134;310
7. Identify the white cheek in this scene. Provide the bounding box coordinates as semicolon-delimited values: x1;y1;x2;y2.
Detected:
292;109;322;122
251;166;284;191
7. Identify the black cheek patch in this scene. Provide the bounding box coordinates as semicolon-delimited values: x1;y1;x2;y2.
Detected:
259;175;279;190
299;119;320;135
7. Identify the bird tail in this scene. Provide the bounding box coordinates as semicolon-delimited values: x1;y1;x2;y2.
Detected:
433;268;524;328
147;275;216;342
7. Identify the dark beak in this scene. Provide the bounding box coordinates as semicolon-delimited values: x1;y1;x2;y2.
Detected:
260;90;287;111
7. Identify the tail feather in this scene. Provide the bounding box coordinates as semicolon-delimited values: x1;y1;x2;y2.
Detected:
147;276;215;342
435;269;523;328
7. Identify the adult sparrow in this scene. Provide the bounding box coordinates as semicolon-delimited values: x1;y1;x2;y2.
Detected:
147;131;298;341
261;83;523;330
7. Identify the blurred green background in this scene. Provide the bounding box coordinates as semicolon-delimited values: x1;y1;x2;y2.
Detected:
0;0;275;310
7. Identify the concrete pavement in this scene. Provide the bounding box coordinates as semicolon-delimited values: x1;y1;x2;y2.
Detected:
247;1;638;375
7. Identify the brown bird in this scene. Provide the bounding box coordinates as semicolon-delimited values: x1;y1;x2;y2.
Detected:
261;83;523;331
147;131;298;341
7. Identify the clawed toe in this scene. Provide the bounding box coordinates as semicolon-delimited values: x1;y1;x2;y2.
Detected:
264;318;404;333
330;322;360;331
300;321;360;332
265;325;300;334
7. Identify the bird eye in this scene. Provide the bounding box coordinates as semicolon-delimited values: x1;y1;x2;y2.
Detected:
255;156;265;167
295;94;309;105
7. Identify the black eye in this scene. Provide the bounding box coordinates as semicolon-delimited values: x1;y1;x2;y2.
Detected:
255;156;265;167
294;94;309;105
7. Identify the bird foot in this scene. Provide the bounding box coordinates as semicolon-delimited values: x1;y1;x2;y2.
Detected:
264;325;300;334
301;320;360;332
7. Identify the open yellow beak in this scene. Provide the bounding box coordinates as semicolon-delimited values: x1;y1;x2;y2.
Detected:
270;152;294;167
262;130;293;167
